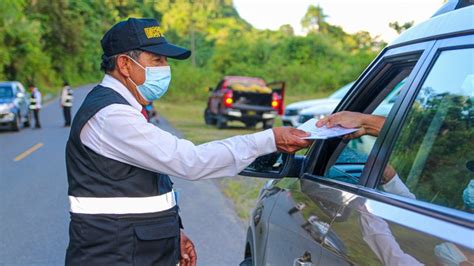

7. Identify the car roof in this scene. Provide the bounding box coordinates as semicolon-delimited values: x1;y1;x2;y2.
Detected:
223;76;263;81
389;3;473;47
0;81;19;87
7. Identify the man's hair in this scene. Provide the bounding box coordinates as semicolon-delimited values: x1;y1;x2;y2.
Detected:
100;50;143;73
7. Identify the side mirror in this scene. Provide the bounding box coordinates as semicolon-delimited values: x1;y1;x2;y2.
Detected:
16;92;25;98
206;87;214;93
239;152;305;179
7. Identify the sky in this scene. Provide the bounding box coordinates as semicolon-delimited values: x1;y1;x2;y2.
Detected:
233;0;445;42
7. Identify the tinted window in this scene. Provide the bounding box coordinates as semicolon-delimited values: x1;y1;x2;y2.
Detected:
379;48;474;212
323;60;417;184
0;86;13;98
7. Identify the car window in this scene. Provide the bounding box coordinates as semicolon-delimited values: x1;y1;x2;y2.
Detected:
322;62;417;184
0;86;13;98
377;48;474;213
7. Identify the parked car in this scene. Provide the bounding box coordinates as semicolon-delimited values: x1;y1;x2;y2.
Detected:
298;80;405;126
240;2;474;266
281;82;354;127
0;81;30;131
205;76;285;129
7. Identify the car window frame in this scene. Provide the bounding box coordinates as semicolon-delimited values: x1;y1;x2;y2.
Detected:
302;40;437;187
359;34;474;227
299;36;474;230
367;34;474;188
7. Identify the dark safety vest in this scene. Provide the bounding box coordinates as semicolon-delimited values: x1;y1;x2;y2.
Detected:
65;85;180;265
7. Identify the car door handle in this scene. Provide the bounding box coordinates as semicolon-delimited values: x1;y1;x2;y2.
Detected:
293;251;314;266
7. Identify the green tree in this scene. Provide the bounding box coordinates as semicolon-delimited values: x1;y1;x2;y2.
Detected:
389;20;414;34
279;24;295;36
301;4;328;34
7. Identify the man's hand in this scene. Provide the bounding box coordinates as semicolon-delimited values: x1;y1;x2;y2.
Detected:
180;231;196;266
316;111;386;139
272;127;312;153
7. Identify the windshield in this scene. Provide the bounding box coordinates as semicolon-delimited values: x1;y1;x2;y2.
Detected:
329;82;355;99
0;86;13;98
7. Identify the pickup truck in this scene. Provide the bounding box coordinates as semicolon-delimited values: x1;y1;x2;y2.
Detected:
204;76;285;129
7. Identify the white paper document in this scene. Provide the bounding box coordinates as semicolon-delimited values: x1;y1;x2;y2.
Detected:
297;118;359;139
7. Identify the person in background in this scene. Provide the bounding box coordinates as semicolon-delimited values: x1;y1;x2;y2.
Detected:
60;82;74;127
29;84;42;129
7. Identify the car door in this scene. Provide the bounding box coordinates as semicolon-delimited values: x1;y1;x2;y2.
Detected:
210;80;225;114
15;83;28;115
300;36;473;265
259;40;433;266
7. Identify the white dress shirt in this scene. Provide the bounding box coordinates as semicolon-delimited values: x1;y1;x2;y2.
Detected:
80;74;277;180
32;88;42;109
61;86;73;107
381;174;416;199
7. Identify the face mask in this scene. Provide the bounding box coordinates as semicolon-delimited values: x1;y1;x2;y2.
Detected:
463;179;474;209
127;57;171;102
434;242;467;265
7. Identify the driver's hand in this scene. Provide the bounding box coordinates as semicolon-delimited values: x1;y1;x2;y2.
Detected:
316;111;386;139
272;127;312;153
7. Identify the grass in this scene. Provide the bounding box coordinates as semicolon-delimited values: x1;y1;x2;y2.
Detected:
155;91;331;221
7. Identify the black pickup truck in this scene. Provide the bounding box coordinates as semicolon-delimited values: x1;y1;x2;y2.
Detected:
204;76;285;129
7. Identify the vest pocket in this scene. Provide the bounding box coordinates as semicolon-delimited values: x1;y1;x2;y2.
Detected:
133;216;180;265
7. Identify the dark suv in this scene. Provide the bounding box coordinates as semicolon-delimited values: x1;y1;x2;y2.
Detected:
240;2;473;265
0;81;30;131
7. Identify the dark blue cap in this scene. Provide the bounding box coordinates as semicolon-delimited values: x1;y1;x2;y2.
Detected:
101;18;191;60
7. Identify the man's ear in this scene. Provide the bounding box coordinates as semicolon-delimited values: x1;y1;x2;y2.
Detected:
116;55;132;77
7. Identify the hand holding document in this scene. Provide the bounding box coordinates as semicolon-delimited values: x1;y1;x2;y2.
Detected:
297;118;359;139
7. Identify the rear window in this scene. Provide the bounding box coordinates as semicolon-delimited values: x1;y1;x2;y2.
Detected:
0;86;13;98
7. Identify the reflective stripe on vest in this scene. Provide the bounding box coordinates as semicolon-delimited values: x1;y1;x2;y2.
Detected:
29;97;37;109
64;96;73;106
64;90;73;107
69;190;176;214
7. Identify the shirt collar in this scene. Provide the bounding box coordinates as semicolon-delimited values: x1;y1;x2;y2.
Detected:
100;74;142;111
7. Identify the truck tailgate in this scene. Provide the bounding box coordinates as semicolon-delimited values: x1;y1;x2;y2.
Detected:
233;91;272;108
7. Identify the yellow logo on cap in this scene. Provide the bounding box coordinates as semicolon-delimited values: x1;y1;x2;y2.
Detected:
144;26;164;39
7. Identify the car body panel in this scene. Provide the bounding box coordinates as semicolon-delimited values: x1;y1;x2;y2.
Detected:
390;4;474;47
299;176;473;265
296;99;341;126
282;82;354;127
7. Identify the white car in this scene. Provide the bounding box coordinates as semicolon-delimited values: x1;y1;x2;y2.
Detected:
281;82;354;127
299;79;406;128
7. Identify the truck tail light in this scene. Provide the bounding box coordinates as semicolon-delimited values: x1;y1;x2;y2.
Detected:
223;90;233;108
272;92;283;115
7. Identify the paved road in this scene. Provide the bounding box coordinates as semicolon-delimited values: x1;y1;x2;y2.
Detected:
0;84;246;265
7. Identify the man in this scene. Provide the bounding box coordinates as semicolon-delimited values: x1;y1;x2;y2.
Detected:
29;84;42;129
65;18;311;266
60;82;73;127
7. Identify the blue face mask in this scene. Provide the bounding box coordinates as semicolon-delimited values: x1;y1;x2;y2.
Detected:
128;57;171;102
463;179;474;209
